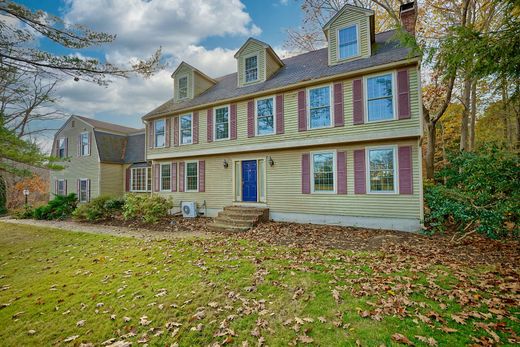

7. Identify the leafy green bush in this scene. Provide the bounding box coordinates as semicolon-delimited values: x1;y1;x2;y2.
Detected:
72;196;125;222
425;146;519;238
12;205;34;219
122;194;173;223
33;193;78;220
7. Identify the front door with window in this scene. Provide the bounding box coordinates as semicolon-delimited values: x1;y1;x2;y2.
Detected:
242;160;257;202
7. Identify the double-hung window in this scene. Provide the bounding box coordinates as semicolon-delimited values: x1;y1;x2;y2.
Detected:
367;73;394;122
368;147;396;193
308;85;332;129
178;76;188;99
180;114;192;144
57;179;66;196
131;167;151;192
79;179;89;202
160;163;171;191
245;55;258;83
58;138;66;158
338;25;358;59
185;162;198;192
256;97;275;135
154;119;165;147
80;133;89;156
312;152;336;193
214;106;229;140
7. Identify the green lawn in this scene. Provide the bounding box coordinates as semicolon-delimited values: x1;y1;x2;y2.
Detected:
0;222;518;346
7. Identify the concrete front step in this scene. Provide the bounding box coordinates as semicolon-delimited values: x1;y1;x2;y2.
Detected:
213;216;254;227
209;206;269;232
208;223;251;233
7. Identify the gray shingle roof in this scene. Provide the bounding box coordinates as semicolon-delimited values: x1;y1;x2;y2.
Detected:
144;30;416;120
76;115;140;134
94;131;145;164
124;133;146;163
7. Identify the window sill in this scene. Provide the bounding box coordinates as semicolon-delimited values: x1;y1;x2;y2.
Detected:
366;117;397;124
308;124;333;130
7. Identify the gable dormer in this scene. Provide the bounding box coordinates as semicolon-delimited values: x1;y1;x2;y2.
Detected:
234;38;284;87
323;4;375;66
172;62;216;103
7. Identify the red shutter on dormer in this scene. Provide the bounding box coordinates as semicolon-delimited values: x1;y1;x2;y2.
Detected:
171;162;177;192
199;160;205;192
154;163;160;192
337;151;347;194
193;112;199;144
298;90;307;132
353;79;364;125
276;94;284;134
230;104;237;140
165;118;171;148
333;82;344;127
173;117;179;147
354;149;366;194
148;123;154;148
397;69;411;119
301;153;310;194
398;146;413;194
207;110;213;143
247;100;254;137
179;162;185;192
125;167;131;192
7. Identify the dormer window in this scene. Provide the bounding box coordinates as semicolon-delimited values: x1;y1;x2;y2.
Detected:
338;25;358;60
178;76;188;99
245;55;258;83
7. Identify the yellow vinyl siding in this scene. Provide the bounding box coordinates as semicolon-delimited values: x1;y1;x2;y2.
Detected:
148;66;420;158
194;71;214;97
173;65;193;103
266;51;282;79
99;163;124;196
328;9;371;65
153;138;421;220
237;41;266;86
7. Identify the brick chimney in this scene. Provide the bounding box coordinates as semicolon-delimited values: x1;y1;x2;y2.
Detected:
399;1;417;36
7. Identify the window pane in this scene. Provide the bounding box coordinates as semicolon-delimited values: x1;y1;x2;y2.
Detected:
215;107;229;139
369;149;395;192
161;164;171;190
256;98;274;135
245;56;258;82
155;119;165;147
309;86;331;129
367;74;393;121
178;76;188;99
367;74;392;99
313;153;334;192
80;180;88;202
368;98;394;122
186;162;198;191
309;87;330;108
147;168;152;191
180;115;192;144
310;107;331;128
339;26;358;59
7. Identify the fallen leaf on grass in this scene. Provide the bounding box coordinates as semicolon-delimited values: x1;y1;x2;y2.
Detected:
298;335;314;344
140;315;152;326
392;333;414;346
76;320;85;327
415;335;437;346
63;335;79;343
332;289;341;303
27;330;36;335
451;314;466;325
106;342;131;347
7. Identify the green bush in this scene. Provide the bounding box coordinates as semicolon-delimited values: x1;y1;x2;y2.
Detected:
72;196;125;222
12;205;34;219
425;146;519;238
122;194;173;223
33;193;78;220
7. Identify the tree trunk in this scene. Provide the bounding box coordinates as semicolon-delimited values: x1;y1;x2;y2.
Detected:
460;77;471;151
425;120;437;180
469;80;477;151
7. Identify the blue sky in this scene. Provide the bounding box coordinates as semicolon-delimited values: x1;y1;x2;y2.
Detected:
15;0;305;148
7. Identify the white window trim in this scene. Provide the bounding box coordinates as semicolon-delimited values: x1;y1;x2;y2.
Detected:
159;163;172;192
310;150;337;194
154;119;166;148
130;167;151;193
177;74;189;100
179;113;193;145
365;145;399;195
255;95;276;136
336;23;361;61
213;105;230;141
244;53;259;84
80;132;90;156
79;178;89;203
58;137;66;158
307;84;334;130
364;71;398;124
185;160;199;193
57;179;66;196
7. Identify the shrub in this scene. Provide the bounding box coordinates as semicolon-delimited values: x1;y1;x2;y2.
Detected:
122;194;173;223
33;193;78;220
72;196;125;222
12;205;34;219
425;146;519;238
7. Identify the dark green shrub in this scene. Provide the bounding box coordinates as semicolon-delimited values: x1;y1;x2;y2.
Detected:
425;146;519;238
122;194;173;223
72;195;124;222
33;193;78;220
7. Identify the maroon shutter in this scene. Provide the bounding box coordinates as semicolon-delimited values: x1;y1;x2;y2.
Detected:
148;123;154;148
297;90;307;131
171;162;177;192
398;146;413;194
337;151;347;194
88;132;92;156
199;160;205;192
301;153;310;194
207;110;213;143
154;163;160;192
230;104;237;140
333;82;344;127
64;179;67;195
193;112;199;144
397;69;411;119
247;100;254;137
354;149;366;194
353;79;364;125
87;179;91;202
165;118;171;148
276;94;284;134
173;117;179;147
77;179;80;196
125;167;131;192
179;162;185;192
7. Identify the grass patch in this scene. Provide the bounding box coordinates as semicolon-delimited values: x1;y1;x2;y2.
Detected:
0;222;518;346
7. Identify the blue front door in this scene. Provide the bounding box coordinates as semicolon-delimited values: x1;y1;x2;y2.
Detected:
242;160;257;202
